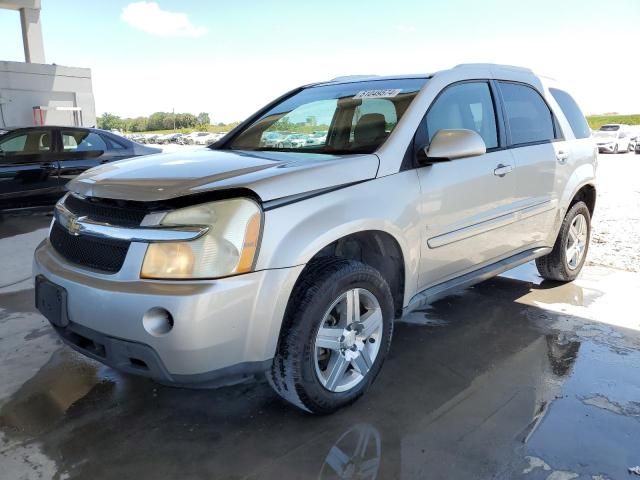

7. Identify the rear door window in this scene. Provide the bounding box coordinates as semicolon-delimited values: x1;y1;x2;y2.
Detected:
549;88;590;139
498;82;557;146
61;130;108;152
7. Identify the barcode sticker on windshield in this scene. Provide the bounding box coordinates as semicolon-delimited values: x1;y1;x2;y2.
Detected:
354;89;402;99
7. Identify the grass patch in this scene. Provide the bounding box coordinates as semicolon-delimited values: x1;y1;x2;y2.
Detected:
587;114;640;130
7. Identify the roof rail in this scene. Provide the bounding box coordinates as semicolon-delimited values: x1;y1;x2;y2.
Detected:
328;75;379;82
453;63;534;73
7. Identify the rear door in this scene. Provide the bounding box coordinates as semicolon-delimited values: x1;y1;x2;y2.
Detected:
415;81;520;289
56;128;109;191
0;128;59;210
496;81;564;247
548;87;595;199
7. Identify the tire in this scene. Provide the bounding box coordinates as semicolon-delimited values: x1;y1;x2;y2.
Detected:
535;201;591;282
613;144;618;153
267;257;394;414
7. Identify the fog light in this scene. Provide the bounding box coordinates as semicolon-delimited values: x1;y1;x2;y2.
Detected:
143;307;174;336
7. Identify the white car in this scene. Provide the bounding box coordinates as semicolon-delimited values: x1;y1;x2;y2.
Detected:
182;132;209;145
593;124;631;153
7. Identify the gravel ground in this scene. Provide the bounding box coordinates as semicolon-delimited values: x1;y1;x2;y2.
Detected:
588;151;640;272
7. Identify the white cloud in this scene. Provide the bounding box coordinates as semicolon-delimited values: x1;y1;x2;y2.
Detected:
121;2;207;38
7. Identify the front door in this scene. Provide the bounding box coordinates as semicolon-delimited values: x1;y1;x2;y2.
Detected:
415;81;520;290
0;129;59;210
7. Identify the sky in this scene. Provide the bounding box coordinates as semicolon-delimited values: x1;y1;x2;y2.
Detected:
1;0;639;122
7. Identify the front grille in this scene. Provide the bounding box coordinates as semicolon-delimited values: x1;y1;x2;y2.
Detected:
65;194;147;227
50;221;130;273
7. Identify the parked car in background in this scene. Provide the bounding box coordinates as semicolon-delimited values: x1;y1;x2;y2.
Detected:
628;129;640;153
278;133;307;148
0;126;161;211
305;131;328;146
261;132;285;147
129;134;147;144
194;133;218;145
593;124;631;153
183;132;209;145
145;133;162;144
208;132;227;145
156;133;183;145
34;64;596;414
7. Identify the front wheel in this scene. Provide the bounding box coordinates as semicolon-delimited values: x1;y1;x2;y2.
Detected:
267;258;394;414
535;201;591;282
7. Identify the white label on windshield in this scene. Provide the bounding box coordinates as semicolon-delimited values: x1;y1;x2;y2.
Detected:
354;89;402;99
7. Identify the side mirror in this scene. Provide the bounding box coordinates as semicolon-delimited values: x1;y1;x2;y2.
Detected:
423;129;486;162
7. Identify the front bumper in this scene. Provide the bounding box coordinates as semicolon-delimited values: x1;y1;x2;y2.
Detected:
597;143;616;153
33;239;303;386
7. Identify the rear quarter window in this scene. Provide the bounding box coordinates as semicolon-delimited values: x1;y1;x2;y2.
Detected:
549;88;590;139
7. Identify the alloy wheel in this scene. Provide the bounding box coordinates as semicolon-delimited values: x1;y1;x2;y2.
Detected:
565;213;588;270
314;288;383;392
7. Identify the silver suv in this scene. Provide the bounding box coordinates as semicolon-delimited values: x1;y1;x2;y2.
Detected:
33;64;597;413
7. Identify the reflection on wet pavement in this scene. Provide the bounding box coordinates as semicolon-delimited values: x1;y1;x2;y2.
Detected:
1;213;640;479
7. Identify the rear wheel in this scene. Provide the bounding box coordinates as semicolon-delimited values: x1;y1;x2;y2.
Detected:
267;258;394;414
536;201;591;282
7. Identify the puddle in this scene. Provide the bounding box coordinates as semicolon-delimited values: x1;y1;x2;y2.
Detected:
1;257;640;479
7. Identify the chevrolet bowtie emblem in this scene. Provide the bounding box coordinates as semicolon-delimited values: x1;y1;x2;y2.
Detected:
67;215;81;235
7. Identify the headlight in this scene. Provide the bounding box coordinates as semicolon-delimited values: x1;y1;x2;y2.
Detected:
141;198;262;279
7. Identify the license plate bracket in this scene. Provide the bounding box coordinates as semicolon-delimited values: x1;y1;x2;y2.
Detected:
35;276;69;328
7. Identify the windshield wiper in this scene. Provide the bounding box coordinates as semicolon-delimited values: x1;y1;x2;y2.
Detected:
233;146;373;155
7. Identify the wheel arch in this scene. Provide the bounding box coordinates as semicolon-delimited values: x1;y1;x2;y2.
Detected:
300;230;407;318
569;183;596;218
559;162;596;216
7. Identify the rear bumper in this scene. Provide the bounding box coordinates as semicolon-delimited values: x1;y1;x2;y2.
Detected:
33;239;303;386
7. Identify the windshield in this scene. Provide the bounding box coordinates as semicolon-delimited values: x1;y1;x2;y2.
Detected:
225;78;427;155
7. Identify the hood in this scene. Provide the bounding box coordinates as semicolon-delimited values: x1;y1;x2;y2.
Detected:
67;148;380;202
593;132;615;142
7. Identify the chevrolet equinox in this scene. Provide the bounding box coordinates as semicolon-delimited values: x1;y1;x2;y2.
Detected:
33;64;597;413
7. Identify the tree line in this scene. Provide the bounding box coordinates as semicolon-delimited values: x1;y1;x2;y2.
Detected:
97;111;227;132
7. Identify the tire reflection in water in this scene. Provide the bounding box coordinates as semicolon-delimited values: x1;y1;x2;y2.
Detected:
319;423;381;480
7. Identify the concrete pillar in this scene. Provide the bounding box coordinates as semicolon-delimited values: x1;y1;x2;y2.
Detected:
19;7;45;63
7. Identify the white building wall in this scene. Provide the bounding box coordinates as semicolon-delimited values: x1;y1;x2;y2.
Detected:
0;61;96;127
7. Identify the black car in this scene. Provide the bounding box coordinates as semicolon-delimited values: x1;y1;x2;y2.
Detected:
0;126;161;211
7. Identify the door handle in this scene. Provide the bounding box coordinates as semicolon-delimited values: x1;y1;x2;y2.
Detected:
493;164;513;177
556;150;569;164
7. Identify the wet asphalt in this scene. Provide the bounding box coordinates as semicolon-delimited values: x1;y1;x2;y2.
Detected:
1;212;639;480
